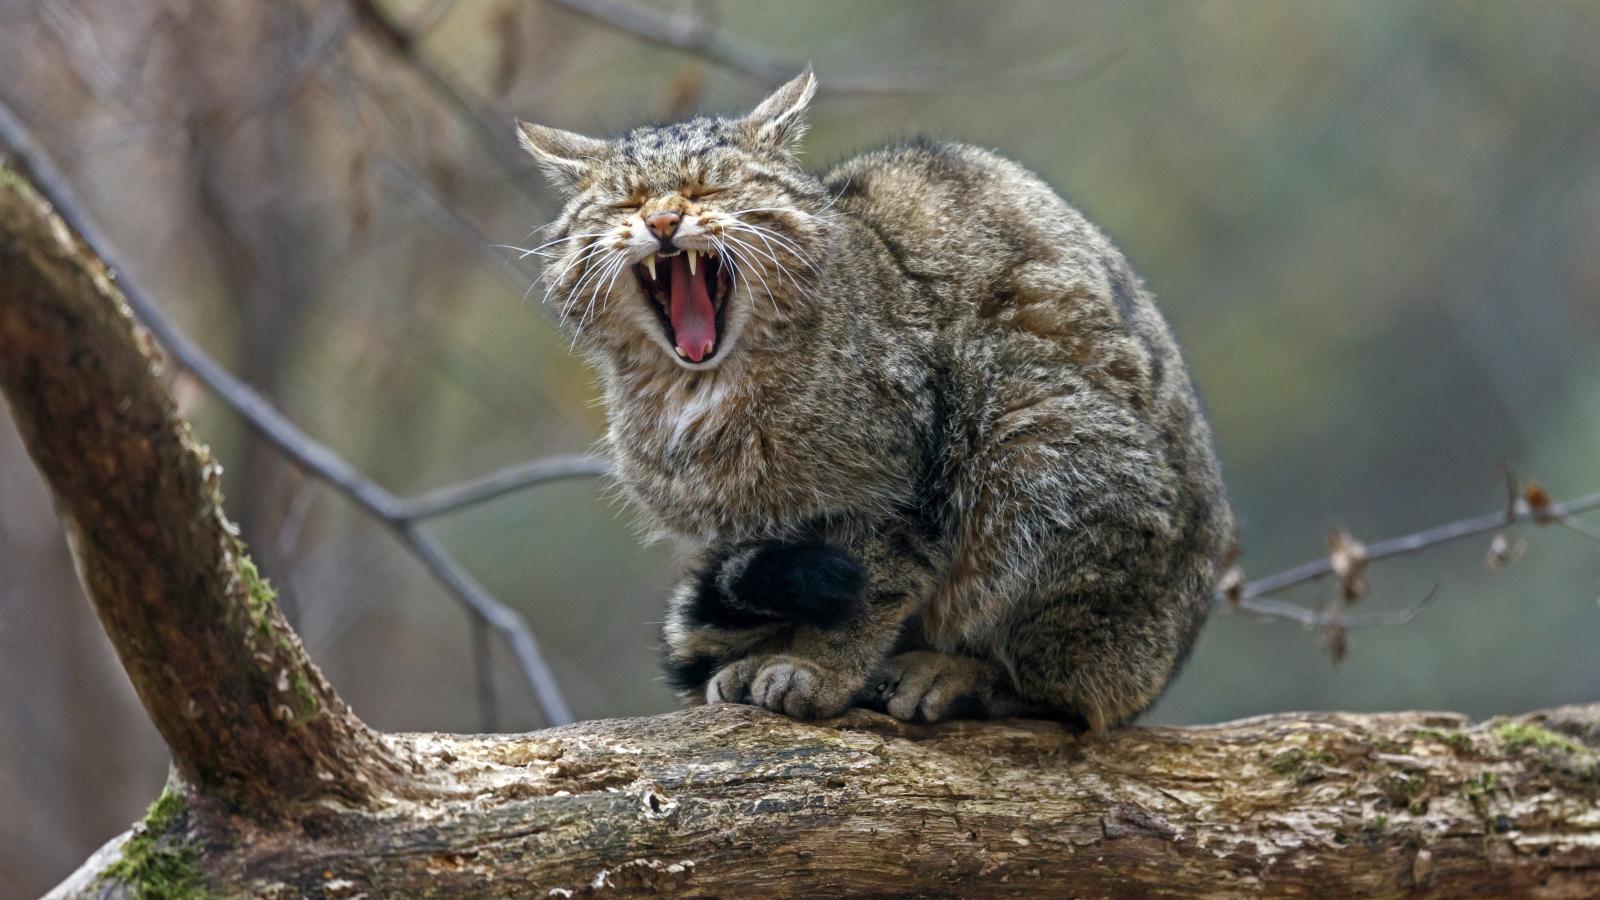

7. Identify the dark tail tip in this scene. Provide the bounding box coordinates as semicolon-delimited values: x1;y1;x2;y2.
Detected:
690;540;866;631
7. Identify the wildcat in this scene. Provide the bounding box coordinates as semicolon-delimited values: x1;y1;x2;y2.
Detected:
517;68;1233;730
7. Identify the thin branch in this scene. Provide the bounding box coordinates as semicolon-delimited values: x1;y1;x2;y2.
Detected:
471;614;498;733
1223;486;1600;634
400;522;572;724
1238;489;1600;602
397;453;614;520
347;0;533;177
537;0;1108;94
0;97;582;726
1235;584;1442;631
370;153;561;326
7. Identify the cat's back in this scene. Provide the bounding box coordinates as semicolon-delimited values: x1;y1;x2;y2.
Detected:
821;138;1123;294
823;139;1227;549
821;139;1175;408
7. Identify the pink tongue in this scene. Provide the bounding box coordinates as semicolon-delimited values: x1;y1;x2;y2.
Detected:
668;254;716;362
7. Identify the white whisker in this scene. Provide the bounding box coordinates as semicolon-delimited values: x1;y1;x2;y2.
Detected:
560;247;619;318
715;236;778;314
541;241;616;311
572;252;627;343
728;221;819;269
723;227;813;290
515;230;613;260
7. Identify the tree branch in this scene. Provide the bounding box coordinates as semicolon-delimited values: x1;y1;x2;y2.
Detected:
1222;484;1600;639
396;452;613;520
536;0;1105;94
1236;489;1600;603
0;170;406;810
0;102;583;726
52;702;1600;896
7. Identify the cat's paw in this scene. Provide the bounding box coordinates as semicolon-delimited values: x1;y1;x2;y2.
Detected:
706;655;856;719
873;651;998;723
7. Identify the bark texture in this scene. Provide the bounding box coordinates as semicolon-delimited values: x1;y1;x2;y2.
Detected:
47;703;1600;898
3;168;1599;898
0;171;407;811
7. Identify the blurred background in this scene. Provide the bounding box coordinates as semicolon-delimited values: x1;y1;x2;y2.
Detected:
2;0;1598;893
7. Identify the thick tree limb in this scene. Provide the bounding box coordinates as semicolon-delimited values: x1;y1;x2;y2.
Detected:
0;171;407;809
0;102;577;726
50;703;1600;897
4;167;1599;897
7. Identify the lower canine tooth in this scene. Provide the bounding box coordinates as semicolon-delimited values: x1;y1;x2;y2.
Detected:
675;346;687;358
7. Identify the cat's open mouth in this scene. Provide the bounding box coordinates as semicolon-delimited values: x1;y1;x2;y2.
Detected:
634;250;732;363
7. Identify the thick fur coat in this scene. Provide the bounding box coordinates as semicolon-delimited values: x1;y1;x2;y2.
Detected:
518;69;1233;730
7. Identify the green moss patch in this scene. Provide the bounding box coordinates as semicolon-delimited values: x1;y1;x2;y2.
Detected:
100;789;206;898
0;166;30;192
1493;721;1586;755
1411;727;1475;755
1267;746;1334;784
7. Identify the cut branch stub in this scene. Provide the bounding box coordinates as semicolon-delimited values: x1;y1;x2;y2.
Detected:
0;170;408;811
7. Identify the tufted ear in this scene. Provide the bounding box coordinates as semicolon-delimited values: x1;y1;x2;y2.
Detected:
739;66;817;157
515;120;610;192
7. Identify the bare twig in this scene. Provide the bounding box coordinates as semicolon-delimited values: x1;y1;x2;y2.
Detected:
1;97;594;726
1224;486;1600;634
1235;584;1442;631
537;0;1107;94
471;615;497;732
1238;489;1600;602
397;453;613;520
347;0;532;176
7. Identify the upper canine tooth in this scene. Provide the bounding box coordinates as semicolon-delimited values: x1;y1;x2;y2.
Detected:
644;254;657;279
687;249;698;275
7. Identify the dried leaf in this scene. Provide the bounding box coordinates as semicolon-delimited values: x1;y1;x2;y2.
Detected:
1523;479;1555;524
1327;529;1368;602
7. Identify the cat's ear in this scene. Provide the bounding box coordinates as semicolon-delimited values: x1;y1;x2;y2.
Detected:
739;65;817;156
516;120;610;191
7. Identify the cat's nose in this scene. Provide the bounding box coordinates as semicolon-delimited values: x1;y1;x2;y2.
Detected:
646;211;681;242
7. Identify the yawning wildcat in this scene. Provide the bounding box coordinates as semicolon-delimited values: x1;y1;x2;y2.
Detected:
517;68;1233;730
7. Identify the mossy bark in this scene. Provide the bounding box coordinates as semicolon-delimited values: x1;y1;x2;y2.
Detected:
47;704;1600;898
0;172;408;812
4;167;1599;898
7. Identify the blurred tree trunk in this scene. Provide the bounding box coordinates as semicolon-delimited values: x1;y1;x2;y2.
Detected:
4;172;1599;898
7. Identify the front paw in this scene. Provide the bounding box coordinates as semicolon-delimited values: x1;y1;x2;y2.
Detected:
707;655;858;719
872;651;998;723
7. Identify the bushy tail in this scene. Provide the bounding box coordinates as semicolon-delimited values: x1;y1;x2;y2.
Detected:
691;540;865;631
